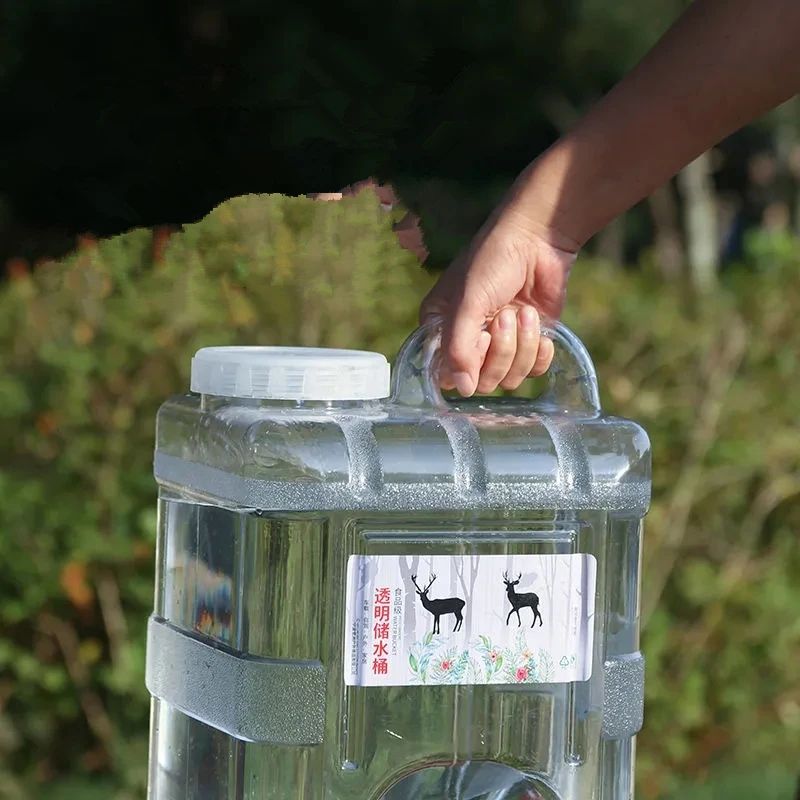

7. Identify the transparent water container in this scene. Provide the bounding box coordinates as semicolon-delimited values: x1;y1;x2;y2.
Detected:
146;322;651;800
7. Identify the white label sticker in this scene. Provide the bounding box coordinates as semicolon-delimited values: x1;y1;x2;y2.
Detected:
343;553;596;687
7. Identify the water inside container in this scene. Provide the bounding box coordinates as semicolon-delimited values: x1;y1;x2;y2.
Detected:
379;761;560;800
148;492;640;799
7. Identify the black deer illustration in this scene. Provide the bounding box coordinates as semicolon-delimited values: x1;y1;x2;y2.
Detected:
503;571;543;629
410;574;466;634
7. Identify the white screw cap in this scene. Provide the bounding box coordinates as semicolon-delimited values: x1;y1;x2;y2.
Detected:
190;346;390;401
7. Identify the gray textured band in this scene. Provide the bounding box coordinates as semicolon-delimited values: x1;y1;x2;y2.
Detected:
145;616;326;746
153;452;651;513
602;652;645;740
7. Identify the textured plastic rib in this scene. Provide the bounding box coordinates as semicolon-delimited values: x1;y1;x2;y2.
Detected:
145;616;326;745
154;451;652;513
601;652;646;739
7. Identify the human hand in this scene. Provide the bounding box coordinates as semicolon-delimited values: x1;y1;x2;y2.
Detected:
419;203;578;397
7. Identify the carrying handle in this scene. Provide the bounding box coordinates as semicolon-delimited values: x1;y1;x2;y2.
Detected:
390;317;601;414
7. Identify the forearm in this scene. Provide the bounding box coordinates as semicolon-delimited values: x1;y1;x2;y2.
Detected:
508;0;800;249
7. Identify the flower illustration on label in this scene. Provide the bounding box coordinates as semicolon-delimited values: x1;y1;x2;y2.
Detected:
516;666;529;682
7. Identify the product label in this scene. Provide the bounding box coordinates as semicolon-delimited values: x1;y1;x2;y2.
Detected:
343;553;596;687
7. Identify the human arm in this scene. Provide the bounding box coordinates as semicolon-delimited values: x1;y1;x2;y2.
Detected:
423;0;800;396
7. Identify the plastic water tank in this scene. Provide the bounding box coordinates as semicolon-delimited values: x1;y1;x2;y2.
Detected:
146;322;650;800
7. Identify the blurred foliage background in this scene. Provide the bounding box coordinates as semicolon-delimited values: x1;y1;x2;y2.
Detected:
2;189;800;799
3;0;800;798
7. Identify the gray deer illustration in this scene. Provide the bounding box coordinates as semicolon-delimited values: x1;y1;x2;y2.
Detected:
503;571;543;628
411;574;465;634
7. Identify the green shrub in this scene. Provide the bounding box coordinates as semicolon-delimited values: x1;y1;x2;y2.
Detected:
662;764;797;800
559;253;800;796
2;191;800;798
0;191;430;798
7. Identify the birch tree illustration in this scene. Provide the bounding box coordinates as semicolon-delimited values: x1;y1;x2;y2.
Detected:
542;555;558;635
399;555;421;644
357;557;377;596
454;553;480;642
451;555;461;600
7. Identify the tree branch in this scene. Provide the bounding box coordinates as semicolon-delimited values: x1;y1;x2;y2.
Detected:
37;613;116;763
641;313;747;625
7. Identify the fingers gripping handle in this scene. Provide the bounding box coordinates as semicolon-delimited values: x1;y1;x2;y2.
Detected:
391;319;602;414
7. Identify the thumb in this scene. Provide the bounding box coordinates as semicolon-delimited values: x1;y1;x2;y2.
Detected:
440;292;490;397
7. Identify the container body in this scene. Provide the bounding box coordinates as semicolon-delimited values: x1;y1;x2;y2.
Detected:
146;324;651;800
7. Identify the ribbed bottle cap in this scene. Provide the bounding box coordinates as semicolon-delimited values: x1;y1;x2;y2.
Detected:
190;346;390;401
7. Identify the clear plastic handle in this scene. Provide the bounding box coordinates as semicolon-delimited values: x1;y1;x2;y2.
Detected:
391;318;602;414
